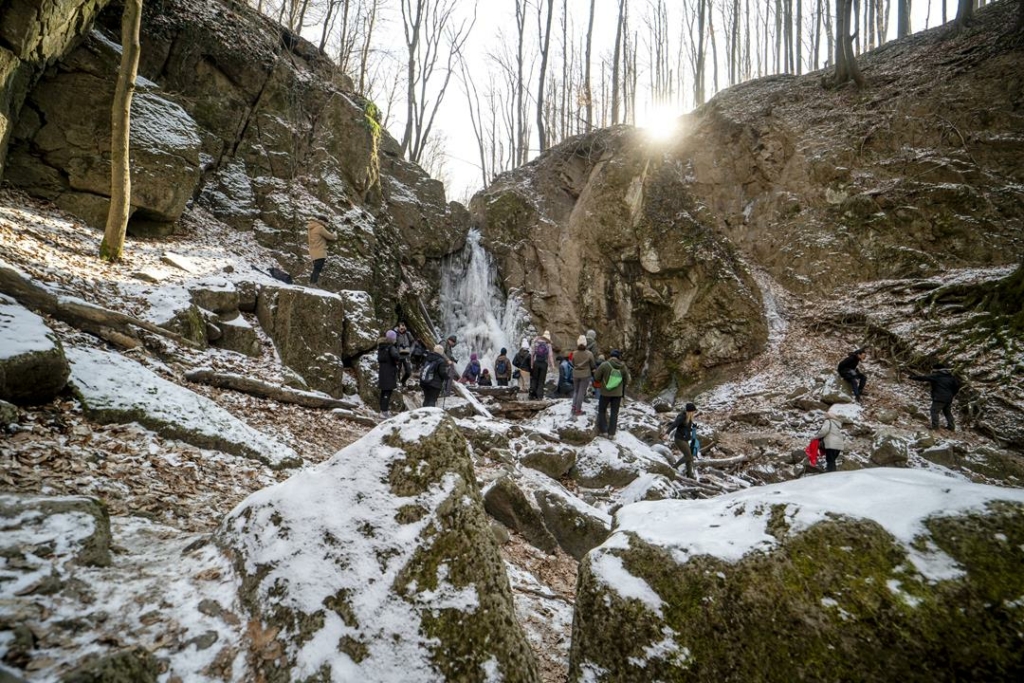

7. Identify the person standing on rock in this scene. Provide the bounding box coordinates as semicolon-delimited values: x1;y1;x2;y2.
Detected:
570;335;596;415
442;335;458;396
529;331;553;400
513;340;532;396
494;348;512;386
377;330;400;418
594;349;631;437
419;344;448;407
815;407;846;472
665;402;700;478
909;363;962;431
307;216;337;285
586;329;600;358
393;322;414;386
837;347;868;402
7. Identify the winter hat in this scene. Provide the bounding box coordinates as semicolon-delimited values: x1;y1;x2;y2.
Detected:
500;347;507;355
482;368;490;374
521;339;530;350
610;349;622;358
853;347;866;355
448;335;457;343
685;402;698;413
586;329;596;340
385;330;397;342
433;344;444;354
542;330;551;340
577;335;587;347
470;353;478;361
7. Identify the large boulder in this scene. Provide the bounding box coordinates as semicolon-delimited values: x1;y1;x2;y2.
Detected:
0;493;112;570
572;433;676;489
471;127;768;390
218;410;541;682
569;469;1024;682
0;294;70;404
67;346;300;468
6;30;202;231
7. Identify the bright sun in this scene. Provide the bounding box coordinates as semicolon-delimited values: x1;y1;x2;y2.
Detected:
640;105;683;141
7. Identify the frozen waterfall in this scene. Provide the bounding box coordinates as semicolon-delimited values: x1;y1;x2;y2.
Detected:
439;230;530;375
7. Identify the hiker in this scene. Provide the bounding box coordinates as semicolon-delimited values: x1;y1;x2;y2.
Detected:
443;335;458;396
461;353;482;384
529;331;553;400
307;216;337;284
377;330;400;417
815;407;846;472
493;348;512;386
478;368;493;386
909;364;962;431
419;344;448;407
393;322;415;386
585;329;599;358
837;347;868;402
570;335;596;416
410;339;426;372
553;355;574;397
594;349;631;437
512;340;532;395
664;402;699;478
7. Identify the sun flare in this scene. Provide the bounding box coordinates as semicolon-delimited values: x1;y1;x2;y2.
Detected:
640;105;683;141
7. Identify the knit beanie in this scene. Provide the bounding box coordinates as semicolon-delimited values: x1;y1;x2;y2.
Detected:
470;353;478;361
385;330;397;342
543;330;551;340
434;344;444;354
500;347;507;355
577;335;587;347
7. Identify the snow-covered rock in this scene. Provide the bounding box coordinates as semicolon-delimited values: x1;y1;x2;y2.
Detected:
570;469;1024;681
67;347;299;468
0;294;69;404
572;432;676;489
871;427;914;466
218;409;540;682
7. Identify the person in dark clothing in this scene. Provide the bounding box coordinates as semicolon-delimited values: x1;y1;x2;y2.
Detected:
909;364;962;430
478;369;493;386
443;335;458;396
512;341;532;394
593;350;631;437
420;344;448;407
837;348;868;402
664;402;699;478
410;339;426;372
393;322;414;386
377;330;400;417
553;355;573;397
493;348;512;386
529;331;553;400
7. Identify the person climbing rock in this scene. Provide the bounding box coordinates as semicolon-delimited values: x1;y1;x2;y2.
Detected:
419;344;448;407
393;322;414;386
529;331;553;400
377;330;400;418
307;216;337;285
493;348;512;386
570;335;596;415
665;402;700;478
461;353;482;384
815;407;846;472
837;347;868;402
512;340;532;396
909;363;962;431
594;349;631;437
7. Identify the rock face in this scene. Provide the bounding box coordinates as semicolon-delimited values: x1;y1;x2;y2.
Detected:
0;294;70;404
569;469;1024;682
67;346;300;468
6;30;202;231
472;127;768;390
218;410;541;682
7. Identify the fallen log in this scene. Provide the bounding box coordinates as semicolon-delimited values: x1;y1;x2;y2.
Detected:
0;259;202;350
330;408;380;427
185;369;358;410
466;385;518;398
698;453;756;468
490;400;556;419
451;381;493;419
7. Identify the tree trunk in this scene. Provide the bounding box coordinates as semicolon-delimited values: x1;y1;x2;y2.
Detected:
184;370;359;410
584;0;596;130
611;0;625;124
536;0;555;151
897;0;911;37
99;0;143;263
796;0;803;73
834;0;864;86
955;0;973;26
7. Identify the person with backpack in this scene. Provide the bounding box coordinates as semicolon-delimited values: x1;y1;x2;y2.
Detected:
909;363;962;430
419;344;448;407
442;335;458;396
377;330;401;417
307;216;337;285
512;340;532;395
585;329;600;359
393;322;415;386
664;403;700;478
554;355;574;397
593;349;631;437
815;407;846;472
529;331;553;400
460;353;482;384
837;347;868;402
478;368;493;386
570;335;596;416
410;339;426;373
493;348;512;386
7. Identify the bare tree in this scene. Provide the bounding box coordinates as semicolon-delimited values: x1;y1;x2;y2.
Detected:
536;0;555;152
833;0;865;86
611;0;626;124
100;0;143;262
584;0;596;130
897;0;911;37
955;0;973;27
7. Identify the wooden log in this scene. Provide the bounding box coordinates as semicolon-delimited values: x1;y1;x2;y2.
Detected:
330;408;380;427
184;369;358;410
0;259;202;349
466;385;518;398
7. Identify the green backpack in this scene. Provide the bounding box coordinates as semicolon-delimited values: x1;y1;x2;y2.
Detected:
605;367;624;390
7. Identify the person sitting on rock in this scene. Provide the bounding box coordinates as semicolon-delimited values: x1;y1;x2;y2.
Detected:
478;368;493;386
594;349;631;437
461;353;482;384
909;363;961;431
837;347;868;402
815;407;846;472
307;215;337;285
665;402;700;478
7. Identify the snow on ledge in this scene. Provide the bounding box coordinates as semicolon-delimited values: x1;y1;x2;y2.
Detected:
0;294;59;360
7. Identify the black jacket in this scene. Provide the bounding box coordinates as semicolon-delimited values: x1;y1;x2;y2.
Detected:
666;412;696;442
910;369;961;402
377;340;400;390
837;353;862;375
419;351;448;389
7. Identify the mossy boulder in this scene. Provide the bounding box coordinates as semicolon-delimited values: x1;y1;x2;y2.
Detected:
0;493;112;568
0;294;70;404
533;482;611;561
218;410;540;682
59;646;159;683
572;434;676;489
871;428;913;467
212;313;260;357
569;469;1024;682
520;442;577;480
483;473;559;554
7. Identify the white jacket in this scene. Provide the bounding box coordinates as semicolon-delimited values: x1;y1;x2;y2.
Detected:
816;417;845;451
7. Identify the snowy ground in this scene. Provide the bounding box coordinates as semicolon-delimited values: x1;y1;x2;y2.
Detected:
1;187;1019;681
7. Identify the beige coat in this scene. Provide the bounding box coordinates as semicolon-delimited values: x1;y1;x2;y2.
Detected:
307;221;337;260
